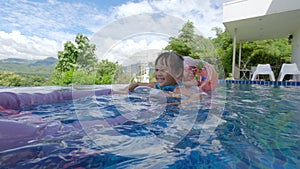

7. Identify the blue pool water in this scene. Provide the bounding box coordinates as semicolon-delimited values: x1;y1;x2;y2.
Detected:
0;84;299;168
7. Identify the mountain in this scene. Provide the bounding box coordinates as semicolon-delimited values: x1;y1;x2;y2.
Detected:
29;57;58;66
0;58;32;64
0;57;58;76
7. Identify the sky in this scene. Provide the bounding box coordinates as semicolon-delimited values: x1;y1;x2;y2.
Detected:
0;0;231;64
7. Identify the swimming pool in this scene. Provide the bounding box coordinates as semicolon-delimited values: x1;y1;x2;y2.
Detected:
0;83;299;168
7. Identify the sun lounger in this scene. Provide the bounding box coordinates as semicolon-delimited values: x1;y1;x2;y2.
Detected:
277;63;300;81
251;64;275;81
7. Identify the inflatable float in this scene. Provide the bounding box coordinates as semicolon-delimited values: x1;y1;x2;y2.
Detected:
0;89;115;151
0;89;113;113
0;87;186;151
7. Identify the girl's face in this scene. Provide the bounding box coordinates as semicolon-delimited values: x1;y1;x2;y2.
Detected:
155;68;177;87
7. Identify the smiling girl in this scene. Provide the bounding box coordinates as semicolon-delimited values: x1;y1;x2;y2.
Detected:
128;51;184;93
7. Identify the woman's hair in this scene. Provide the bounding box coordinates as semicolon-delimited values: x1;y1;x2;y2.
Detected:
155;51;184;82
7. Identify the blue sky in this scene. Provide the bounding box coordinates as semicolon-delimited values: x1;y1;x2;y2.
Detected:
0;0;230;63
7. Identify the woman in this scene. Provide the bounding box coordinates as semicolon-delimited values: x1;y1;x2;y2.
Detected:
183;56;218;92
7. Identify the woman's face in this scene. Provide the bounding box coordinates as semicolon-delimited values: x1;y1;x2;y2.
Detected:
155;68;177;87
183;66;196;81
199;66;208;77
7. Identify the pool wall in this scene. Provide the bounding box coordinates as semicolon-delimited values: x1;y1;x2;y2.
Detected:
219;80;300;86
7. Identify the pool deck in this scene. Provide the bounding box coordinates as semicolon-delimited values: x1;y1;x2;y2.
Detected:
219;80;300;86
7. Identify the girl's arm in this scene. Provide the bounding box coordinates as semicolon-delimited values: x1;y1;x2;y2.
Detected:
128;82;156;92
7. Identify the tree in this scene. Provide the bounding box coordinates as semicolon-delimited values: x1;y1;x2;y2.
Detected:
96;59;122;84
165;21;217;61
165;21;223;78
75;33;98;73
165;39;191;56
0;72;24;86
55;33;97;73
53;33;98;85
55;41;77;72
164;21;195;56
22;75;47;86
211;28;233;77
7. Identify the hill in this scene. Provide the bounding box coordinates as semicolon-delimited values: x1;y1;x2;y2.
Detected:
0;57;58;76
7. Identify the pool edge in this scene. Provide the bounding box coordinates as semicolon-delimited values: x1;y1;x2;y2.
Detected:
218;80;300;86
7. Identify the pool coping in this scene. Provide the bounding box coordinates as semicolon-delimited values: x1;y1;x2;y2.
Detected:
218;80;300;86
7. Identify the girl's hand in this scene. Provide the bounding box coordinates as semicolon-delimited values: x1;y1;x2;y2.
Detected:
128;83;140;92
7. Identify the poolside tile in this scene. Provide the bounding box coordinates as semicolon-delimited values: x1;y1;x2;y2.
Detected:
282;81;286;86
221;80;300;87
277;81;282;86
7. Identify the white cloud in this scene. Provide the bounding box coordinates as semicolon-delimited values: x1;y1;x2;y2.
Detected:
0;0;106;40
101;38;168;65
113;1;154;18
125;0;226;37
91;13;185;64
91;0;228;63
0;30;61;59
0;0;107;59
95;0;227;64
0;0;229;60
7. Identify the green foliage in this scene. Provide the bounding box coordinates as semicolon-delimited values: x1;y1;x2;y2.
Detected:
211;29;233;77
244;39;291;66
97;59;122;84
164;21;223;78
50;69;96;85
22;75;48;86
211;28;292;78
113;68;132;84
49;69;73;85
75;33;98;73
72;70;96;85
0;71;51;86
164;21;195;56
51;34;125;85
243;39;291;78
149;72;156;82
50;69;75;85
55;33;97;74
165;21;217;61
165;39;191;56
50;69;63;85
56;42;77;72
54;33;98;85
0;58;56;77
61;70;75;85
0;72;24;86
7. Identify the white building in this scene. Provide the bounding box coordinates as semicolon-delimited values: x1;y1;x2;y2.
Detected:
223;0;300;79
140;63;150;83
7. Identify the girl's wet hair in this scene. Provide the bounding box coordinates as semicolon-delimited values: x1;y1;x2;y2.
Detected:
155;51;184;82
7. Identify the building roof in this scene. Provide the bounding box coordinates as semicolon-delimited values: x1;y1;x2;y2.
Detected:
223;0;300;42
